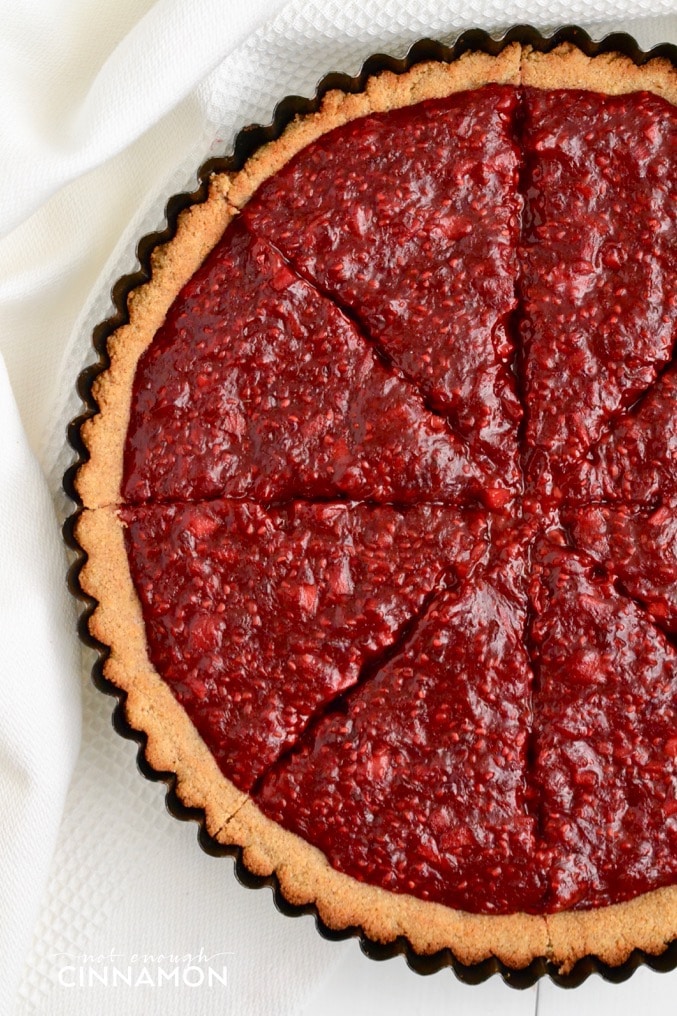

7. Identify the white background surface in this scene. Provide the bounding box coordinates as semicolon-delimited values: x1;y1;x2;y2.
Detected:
2;1;677;1013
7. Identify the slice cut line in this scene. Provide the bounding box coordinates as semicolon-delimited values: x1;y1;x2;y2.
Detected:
561;504;677;634
255;563;541;915
122;218;506;510
240;84;524;489
121;497;488;792
563;362;677;508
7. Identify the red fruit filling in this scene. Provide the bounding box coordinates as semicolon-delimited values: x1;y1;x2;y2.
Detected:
121;499;487;792
520;88;677;500
123;218;502;510
116;83;677;916
564;362;677;507
529;535;677;910
561;504;677;634
241;85;523;487
255;557;542;914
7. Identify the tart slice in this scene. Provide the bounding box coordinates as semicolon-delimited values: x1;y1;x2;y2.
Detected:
121;218;498;509
255;555;542;916
529;531;677;964
76;47;524;514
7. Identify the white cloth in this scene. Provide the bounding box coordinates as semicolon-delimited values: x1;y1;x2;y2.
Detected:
0;357;80;1012
2;2;677;1014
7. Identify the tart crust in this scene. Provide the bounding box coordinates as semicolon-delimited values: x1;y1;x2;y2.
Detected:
521;42;677;103
73;42;677;973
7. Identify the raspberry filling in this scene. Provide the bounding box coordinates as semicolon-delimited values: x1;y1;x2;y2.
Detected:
529;532;677;910
124;219;496;509
520;88;677;500
564;362;677;507
118;84;677;916
256;560;543;914
561;504;677;634
122;500;488;792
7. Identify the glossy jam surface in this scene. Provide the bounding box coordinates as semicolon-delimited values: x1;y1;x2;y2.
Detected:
120;85;677;915
529;533;677;910
242;86;524;487
123;219;494;509
564;362;677;507
562;505;677;634
258;573;543;914
122;500;487;792
520;88;677;500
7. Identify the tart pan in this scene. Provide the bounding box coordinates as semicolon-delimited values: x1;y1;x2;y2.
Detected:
63;23;677;989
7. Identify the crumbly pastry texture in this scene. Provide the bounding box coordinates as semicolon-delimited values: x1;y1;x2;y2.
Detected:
74;42;677;973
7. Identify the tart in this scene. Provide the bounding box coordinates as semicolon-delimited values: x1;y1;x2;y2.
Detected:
72;41;677;974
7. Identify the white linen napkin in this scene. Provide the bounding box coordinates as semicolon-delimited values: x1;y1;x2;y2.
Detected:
2;2;677;1015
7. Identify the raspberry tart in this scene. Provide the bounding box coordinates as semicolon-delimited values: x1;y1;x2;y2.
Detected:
72;41;677;974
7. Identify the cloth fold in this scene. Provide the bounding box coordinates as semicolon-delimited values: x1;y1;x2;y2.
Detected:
2;2;677;1014
0;0;289;238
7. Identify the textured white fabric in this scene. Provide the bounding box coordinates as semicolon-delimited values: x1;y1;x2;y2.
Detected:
2;2;677;1014
0;356;80;1013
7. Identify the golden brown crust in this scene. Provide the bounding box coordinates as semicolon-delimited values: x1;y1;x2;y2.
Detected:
75;506;247;836
73;40;677;971
218;799;548;968
546;887;677;973
521;43;677;104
